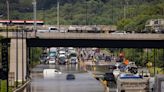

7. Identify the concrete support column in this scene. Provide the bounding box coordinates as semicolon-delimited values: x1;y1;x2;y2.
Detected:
9;39;27;82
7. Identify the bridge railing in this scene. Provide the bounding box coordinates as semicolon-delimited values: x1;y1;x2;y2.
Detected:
35;32;164;40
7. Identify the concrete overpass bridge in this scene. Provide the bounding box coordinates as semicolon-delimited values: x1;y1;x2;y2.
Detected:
0;32;164;86
1;32;164;48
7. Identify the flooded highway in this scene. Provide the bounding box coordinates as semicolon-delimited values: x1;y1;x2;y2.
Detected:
23;64;105;92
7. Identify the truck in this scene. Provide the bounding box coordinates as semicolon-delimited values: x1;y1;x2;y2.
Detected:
117;73;149;92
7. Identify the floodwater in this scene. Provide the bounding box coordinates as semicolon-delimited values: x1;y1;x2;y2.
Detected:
23;64;105;92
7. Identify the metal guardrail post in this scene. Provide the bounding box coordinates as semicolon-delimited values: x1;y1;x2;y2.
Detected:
22;29;24;84
154;49;156;76
163;48;164;74
16;27;18;88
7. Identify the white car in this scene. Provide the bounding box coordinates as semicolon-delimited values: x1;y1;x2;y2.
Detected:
68;47;74;51
48;58;56;64
48;27;60;32
69;57;78;64
37;30;49;33
49;47;58;52
59;50;66;55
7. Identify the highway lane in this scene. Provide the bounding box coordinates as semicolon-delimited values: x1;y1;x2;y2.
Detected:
23;64;105;92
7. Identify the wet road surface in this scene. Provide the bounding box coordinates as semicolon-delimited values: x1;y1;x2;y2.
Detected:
23;64;105;92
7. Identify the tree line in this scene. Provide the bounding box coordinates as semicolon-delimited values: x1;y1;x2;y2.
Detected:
0;0;164;32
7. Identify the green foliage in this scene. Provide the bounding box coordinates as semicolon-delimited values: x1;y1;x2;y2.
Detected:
31;47;42;62
30;47;42;67
1;80;12;92
0;0;164;31
122;48;164;67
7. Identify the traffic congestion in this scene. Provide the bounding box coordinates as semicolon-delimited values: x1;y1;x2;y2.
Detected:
37;47;158;92
40;47;79;65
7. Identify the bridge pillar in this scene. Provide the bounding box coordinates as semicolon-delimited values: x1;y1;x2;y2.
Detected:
9;39;27;82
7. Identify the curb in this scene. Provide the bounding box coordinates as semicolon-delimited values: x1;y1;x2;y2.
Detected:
13;80;31;92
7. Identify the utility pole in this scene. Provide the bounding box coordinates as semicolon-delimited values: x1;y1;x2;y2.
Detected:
6;0;9;38
42;8;45;24
7;0;9;21
32;0;37;31
154;49;156;76
57;0;60;30
112;0;114;24
85;0;88;25
123;0;126;19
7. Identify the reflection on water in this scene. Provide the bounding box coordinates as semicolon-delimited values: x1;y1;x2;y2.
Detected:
23;64;106;92
86;65;112;72
23;64;87;92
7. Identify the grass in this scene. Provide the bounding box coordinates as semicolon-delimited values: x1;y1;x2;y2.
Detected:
0;80;25;92
148;67;164;76
0;80;12;92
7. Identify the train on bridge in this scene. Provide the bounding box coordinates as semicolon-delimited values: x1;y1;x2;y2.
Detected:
0;20;44;25
0;20;44;31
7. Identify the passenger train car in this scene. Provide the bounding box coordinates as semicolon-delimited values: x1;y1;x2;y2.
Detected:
0;20;44;25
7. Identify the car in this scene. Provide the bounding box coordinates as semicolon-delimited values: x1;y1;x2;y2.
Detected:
40;56;47;64
59;50;66;55
111;31;126;34
104;72;116;83
66;74;75;80
58;54;67;64
105;56;111;61
69;57;78;64
67;47;74;51
48;27;59;32
48;58;56;64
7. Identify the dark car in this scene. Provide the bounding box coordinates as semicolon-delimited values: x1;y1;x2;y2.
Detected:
66;74;75;80
105;56;111;61
104;72;116;83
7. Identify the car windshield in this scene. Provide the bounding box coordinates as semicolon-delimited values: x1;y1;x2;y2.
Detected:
49;52;57;56
59;57;66;60
50;59;54;61
71;58;76;61
69;53;77;57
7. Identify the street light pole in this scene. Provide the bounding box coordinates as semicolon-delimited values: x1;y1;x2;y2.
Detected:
32;0;37;31
57;0;60;30
6;0;9;38
85;0;88;25
7;0;9;21
154;49;156;76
